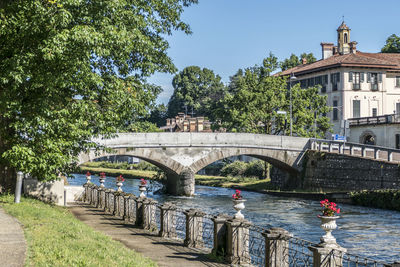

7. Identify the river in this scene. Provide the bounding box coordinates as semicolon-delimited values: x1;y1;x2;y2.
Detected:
69;174;400;263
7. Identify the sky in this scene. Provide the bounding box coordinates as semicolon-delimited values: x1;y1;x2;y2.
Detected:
148;0;400;104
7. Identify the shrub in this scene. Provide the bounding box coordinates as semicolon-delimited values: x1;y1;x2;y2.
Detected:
243;160;265;179
220;161;247;177
350;190;400;211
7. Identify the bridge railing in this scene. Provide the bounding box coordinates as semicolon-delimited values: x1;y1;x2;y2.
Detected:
82;183;394;267
310;138;400;163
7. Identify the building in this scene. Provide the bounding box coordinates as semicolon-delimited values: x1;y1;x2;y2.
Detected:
278;22;400;143
160;112;212;132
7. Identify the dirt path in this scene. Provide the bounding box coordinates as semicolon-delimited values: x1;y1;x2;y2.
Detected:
69;204;227;267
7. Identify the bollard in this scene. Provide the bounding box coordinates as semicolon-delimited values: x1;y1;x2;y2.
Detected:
14;171;24;203
263;227;293;267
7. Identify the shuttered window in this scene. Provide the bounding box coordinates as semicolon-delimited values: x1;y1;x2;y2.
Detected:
353;100;361;118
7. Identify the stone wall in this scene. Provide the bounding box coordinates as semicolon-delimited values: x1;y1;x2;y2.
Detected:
301;151;400;191
23;178;65;206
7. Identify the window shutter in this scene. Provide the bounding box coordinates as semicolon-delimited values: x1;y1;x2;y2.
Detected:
367;72;371;83
360;72;365;82
378;73;383;83
349;72;353;82
337;72;340;82
330;73;333;83
325;75;328;84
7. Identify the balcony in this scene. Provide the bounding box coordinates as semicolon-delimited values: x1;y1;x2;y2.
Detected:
352;83;360;90
371;83;378;91
348;114;400;126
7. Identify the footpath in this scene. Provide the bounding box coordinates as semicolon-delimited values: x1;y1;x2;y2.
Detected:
70;204;228;267
0;207;26;267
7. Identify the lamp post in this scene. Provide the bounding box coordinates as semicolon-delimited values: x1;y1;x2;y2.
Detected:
289;73;297;136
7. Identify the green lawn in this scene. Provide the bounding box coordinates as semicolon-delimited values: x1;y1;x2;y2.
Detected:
0;195;156;267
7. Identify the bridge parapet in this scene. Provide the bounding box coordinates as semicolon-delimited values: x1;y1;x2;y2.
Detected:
310;139;400;163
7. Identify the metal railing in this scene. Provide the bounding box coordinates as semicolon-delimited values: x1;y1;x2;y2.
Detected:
348;113;400;126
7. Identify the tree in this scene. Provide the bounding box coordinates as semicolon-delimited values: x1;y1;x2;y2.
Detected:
167;66;226;120
148;104;168;127
214;54;331;137
0;0;197;186
280;53;316;71
381;34;400;53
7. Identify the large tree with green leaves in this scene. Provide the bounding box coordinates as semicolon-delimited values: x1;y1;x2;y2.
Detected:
280;53;316;71
0;0;196;186
381;34;400;53
214;54;331;137
167;66;226;119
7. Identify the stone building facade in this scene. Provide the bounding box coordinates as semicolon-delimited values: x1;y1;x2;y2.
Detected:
278;22;400;140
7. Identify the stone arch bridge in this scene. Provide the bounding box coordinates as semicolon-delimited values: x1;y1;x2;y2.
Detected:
79;133;311;196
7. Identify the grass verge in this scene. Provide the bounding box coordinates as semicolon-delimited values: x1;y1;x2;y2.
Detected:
0;194;156;267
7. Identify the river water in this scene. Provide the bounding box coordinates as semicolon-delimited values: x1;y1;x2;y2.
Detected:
69;174;400;263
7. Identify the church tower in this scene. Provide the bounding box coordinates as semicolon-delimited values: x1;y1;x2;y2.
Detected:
337;21;351;54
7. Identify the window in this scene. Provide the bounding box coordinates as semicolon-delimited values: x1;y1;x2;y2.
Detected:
396;76;400;87
331;72;340;91
396;103;400;115
353;100;360;118
367;72;381;91
396;134;400;149
333;100;338;121
372;108;377;117
344;33;348;43
350;72;362;90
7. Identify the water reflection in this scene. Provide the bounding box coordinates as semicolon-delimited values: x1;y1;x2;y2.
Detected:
69;174;400;262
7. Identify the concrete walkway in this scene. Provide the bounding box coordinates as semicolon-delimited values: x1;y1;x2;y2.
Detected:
69;204;228;267
0;207;27;267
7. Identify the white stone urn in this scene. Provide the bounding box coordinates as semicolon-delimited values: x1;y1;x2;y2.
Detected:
99;177;106;188
233;199;246;219
318;215;339;244
85;173;91;184
116;181;123;192
139;185;147;198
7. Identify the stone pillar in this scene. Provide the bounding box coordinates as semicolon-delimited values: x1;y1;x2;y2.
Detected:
262;227;293;267
96;187;103;208
123;194;131;221
309;243;347;267
128;195;137;224
113;192;119;216
166;168;195;196
135;197;144;227
83;184;89;203
109;190;115;214
184;208;205;248
211;214;231;257
142;198;158;231
225;218;251;265
159;203;177;239
104;189;110;212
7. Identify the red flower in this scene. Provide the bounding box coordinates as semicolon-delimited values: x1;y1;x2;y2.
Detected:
232;190;242;200
100;172;106;178
116;175;124;182
140;178;147;186
86;171;91;177
320;199;341;217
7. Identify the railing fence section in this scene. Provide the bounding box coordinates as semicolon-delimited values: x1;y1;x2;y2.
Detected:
83;183;392;267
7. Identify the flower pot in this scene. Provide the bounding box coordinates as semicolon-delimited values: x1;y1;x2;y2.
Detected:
233;199;246;219
139;185;147;198
116;181;123;192
99;178;105;188
318;215;339;244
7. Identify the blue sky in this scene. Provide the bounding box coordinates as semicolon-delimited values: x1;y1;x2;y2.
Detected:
148;0;400;104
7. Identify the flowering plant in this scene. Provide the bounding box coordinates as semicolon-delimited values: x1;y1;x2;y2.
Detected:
140;178;147;186
99;172;106;179
86;171;91;177
232;189;242;200
116;175;125;182
320;199;340;217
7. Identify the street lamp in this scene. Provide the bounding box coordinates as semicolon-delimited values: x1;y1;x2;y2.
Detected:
289;73;297;136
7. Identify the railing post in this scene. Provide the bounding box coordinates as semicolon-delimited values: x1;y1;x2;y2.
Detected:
349;145;354;156
83;183;89;203
319;142;323;152
104;189;110;212
142;198;158;231
123;194;131;221
362;147;367;157
388;151;393;162
113;192;119;216
96;187;103;208
159;203;177;239
211;214;231;257
262;227;293;267
225;218;251;265
109;189;115;214
339;143;344;154
184;208;205;248
328;143;333;153
374;149;379;160
135;197;144;227
128;195;137;224
309;244;347;267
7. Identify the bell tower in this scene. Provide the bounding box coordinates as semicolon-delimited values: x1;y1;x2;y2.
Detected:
337;21;351;55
